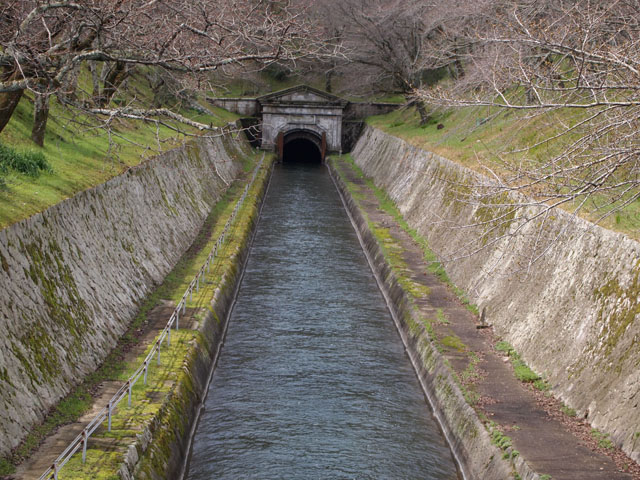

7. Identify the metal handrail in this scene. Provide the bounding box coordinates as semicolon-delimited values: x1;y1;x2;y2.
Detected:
38;155;265;480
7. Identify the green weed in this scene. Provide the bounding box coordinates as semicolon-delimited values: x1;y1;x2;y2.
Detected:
441;334;466;352
491;429;513;450
0;142;51;177
591;429;615;450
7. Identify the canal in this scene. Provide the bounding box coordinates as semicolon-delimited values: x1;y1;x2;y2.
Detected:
185;161;459;479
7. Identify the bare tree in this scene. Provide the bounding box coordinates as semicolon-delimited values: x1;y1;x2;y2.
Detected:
326;0;481;123
412;0;640;265
0;0;335;146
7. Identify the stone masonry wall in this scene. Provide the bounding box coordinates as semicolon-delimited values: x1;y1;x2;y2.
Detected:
0;134;247;456
351;125;640;462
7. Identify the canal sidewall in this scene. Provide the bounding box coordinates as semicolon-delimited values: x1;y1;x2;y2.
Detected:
121;159;274;480
328;161;521;480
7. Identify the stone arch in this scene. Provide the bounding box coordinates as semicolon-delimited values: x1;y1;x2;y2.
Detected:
277;128;326;163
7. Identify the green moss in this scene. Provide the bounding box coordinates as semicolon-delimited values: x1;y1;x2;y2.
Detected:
0;457;16;475
0;366;10;386
473;193;517;246
441;334;466;352
54;450;122;480
24;238;91;363
592;269;640;362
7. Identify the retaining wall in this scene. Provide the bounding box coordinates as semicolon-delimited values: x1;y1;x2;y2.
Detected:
121;158;272;480
0;134;248;456
351;125;640;462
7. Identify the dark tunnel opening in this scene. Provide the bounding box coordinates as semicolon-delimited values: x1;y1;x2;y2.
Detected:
282;138;322;165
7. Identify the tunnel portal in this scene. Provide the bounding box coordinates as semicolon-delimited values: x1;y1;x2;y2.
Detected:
281;130;323;164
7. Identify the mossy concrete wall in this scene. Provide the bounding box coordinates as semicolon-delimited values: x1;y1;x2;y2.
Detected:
0;135;248;457
351;125;640;462
121;158;272;480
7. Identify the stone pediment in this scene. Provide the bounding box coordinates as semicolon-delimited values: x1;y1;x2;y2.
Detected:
258;85;347;106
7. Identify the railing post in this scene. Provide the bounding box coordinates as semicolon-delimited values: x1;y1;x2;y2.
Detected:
197;273;200;293
182;300;186;315
108;401;112;432
157;342;161;365
190;286;193;302
82;430;88;464
53;462;58;480
175;310;179;330
167;327;171;346
143;361;148;385
128;380;132;407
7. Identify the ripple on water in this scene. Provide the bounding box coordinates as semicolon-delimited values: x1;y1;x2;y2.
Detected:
186;163;459;480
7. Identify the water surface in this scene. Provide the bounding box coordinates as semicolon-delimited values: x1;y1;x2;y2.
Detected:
186;163;459;479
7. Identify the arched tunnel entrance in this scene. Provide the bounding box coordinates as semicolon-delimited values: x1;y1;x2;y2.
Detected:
278;130;325;164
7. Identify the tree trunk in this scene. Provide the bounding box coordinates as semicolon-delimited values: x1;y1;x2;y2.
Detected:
416;100;431;126
325;67;334;93
0;68;25;134
0;89;23;134
97;62;128;107
31;93;50;147
89;61;100;101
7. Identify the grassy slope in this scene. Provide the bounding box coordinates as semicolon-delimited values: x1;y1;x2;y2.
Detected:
0;72;240;229
367;106;640;238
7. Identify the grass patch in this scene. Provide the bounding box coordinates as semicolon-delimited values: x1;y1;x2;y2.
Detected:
436;308;449;324
591;429;615;450
561;404;577;417
512;360;540;383
495;340;541;383
490;427;513;450
0;142;51;178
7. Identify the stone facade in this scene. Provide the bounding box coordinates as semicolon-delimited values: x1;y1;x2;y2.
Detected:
209;86;399;154
258;86;346;152
209;98;259;117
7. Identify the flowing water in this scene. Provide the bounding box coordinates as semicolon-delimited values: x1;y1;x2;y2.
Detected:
185;162;459;479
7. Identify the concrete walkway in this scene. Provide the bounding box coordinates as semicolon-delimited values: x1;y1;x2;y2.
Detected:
13;302;195;480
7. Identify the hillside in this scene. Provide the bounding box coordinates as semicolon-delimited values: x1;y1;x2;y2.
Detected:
368;106;640;239
0;71;240;230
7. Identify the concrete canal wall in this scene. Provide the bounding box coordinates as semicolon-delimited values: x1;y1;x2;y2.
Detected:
0;134;248;456
350;125;640;462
